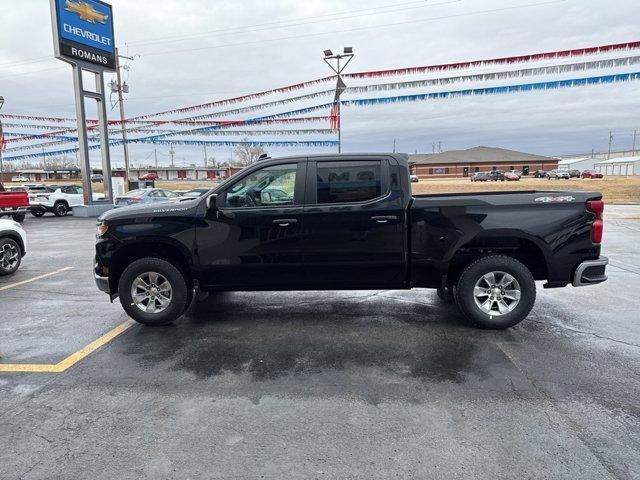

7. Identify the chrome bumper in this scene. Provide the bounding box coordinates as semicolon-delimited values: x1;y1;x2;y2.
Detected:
572;256;608;287
94;272;110;293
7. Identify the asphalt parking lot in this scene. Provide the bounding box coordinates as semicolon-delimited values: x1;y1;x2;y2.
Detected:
1;207;639;480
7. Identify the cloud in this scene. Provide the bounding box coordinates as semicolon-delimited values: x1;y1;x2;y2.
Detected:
1;0;639;165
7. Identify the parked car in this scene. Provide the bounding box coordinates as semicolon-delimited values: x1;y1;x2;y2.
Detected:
114;188;180;208
11;175;29;182
504;172;520;181
488;170;505;181
181;188;211;198
0;218;27;276
30;185;86;217
470;172;490;182
568;169;581;178
139;172;159;181
546;170;571;180
409;174;419;183
509;170;522;178
91;174;104;183
533;170;547;178
95;153;608;330
581;169;604;179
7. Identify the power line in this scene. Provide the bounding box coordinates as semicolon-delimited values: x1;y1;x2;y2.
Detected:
138;1;568;58
127;0;461;48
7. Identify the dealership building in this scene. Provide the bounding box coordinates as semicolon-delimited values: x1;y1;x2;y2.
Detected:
408;146;558;178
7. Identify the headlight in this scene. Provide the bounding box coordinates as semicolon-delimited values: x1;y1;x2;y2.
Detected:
97;223;109;236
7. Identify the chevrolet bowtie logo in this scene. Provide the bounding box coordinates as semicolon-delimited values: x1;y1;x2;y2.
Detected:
64;0;108;24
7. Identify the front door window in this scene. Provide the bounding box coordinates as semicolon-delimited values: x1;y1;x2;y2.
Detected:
223;163;298;208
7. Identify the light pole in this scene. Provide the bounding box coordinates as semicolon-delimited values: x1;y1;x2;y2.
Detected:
323;47;354;153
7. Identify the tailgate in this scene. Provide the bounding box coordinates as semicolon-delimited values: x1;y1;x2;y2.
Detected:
0;191;30;208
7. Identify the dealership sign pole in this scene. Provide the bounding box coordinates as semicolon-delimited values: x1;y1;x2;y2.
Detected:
49;0;115;210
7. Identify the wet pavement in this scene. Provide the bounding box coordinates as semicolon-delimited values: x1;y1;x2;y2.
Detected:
1;207;639;479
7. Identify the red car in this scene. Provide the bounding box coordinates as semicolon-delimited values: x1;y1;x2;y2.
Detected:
139;172;159;181
504;172;520;181
581;170;603;179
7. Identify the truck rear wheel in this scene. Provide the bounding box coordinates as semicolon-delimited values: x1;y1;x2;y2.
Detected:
454;255;536;329
118;257;189;326
11;212;26;223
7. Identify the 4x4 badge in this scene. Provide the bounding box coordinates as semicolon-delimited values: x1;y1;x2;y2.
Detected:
534;196;576;203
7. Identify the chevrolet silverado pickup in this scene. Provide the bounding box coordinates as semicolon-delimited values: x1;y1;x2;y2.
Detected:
94;154;608;329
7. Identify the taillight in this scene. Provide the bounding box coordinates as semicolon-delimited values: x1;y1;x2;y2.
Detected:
586;200;604;244
129;196;141;203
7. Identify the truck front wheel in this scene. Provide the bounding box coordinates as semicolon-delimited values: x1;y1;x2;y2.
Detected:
454;255;536;329
118;257;189;326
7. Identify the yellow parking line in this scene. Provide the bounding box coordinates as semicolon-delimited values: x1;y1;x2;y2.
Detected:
0;319;135;373
0;267;74;292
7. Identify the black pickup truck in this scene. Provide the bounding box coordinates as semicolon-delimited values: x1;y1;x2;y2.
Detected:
94;154;607;329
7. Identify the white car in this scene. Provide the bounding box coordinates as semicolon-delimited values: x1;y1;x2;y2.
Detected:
546;170;571;180
31;185;85;217
0;219;27;275
11;175;30;182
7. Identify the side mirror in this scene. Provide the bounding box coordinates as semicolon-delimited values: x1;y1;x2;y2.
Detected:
206;193;218;210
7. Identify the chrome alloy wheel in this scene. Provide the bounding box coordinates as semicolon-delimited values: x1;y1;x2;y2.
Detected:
131;272;173;314
473;271;521;316
0;243;20;270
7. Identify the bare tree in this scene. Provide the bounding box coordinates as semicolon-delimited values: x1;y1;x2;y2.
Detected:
233;138;266;166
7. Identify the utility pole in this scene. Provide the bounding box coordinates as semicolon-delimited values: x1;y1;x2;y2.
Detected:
203;145;208;168
607;131;613;160
112;48;134;185
42;146;46;180
322;47;354;153
432;142;436;154
393;139;396;153
438;141;442;153
169;144;175;167
633;129;637;156
154;148;158;168
0;96;5;182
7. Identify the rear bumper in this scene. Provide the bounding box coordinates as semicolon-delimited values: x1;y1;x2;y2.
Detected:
572;256;608;287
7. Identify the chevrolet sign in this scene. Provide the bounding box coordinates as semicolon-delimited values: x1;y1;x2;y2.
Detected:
50;0;116;70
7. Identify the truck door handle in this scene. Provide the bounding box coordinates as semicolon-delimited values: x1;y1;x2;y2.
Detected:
370;215;397;224
273;218;298;227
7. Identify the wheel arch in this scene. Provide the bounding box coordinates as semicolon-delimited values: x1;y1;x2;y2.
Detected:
0;231;25;256
446;230;549;286
108;239;193;294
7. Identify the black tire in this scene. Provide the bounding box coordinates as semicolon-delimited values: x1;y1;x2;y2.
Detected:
454;255;536;329
0;237;22;276
118;257;189;326
53;201;69;217
31;208;45;217
11;212;26;223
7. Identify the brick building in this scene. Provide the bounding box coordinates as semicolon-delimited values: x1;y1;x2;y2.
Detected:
409;146;558;178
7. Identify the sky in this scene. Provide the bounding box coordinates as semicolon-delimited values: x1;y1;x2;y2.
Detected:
1;0;640;167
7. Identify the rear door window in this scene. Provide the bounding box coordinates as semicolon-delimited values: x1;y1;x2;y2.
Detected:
316;160;382;204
